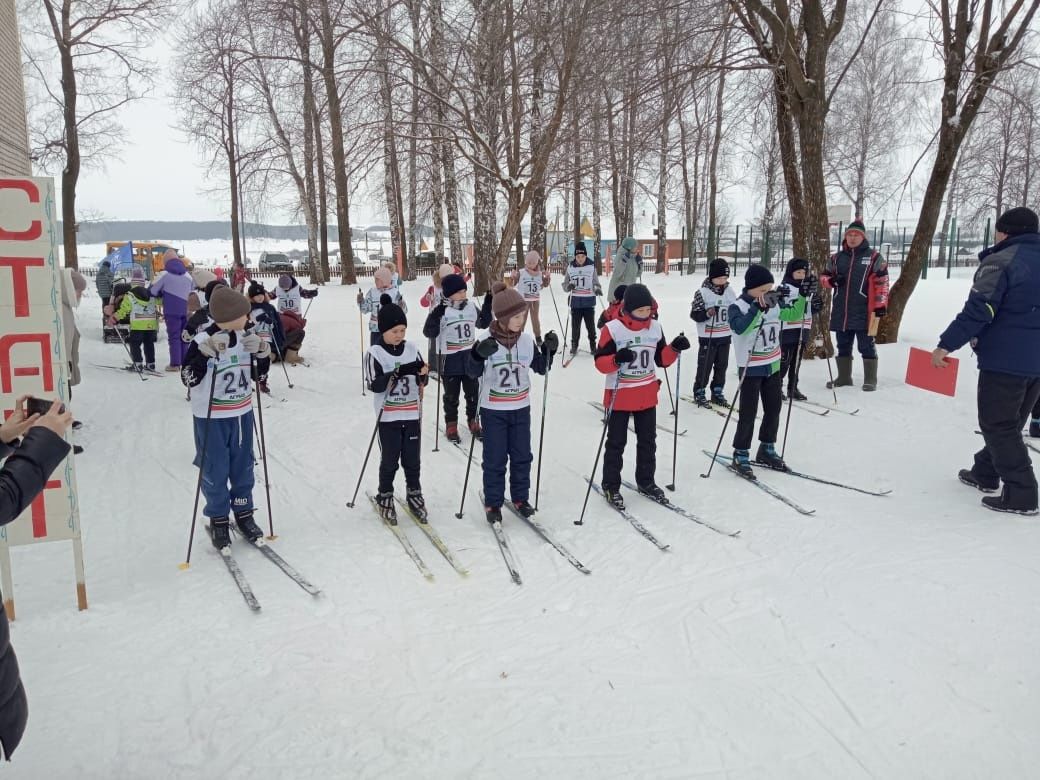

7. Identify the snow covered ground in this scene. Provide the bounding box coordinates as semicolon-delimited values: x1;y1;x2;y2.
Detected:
8;266;1040;779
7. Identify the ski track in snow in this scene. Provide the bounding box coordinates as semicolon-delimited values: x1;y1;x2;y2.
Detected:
7;268;1040;778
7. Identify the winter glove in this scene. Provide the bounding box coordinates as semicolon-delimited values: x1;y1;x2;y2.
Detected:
474;337;499;359
594;284;603;297
829;275;845;289
394;360;423;377
431;301;447;320
561;278;574;293
254;340;272;359
614;347;636;365
240;332;263;354
670;334;691;352
873;307;887;318
356;291;364;305
760;289;788;309
302;288;318;299
542;331;559;356
199;332;231;358
799;275;819;297
811;295;823;315
181;329;193;343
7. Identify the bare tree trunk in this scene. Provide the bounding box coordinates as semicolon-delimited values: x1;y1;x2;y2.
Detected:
572;111;581;245
705;61;727;260
937;167;958;265
226;83;243;269
300;10;321;285
313;106;330;283
431;146;445;259
528;41;546;259
592;110;603;273
57;2;80;270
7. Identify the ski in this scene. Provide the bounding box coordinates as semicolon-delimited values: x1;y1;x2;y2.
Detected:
366;493;433;580
587;480;670;551
785;400;829;416
748;461;891;497
975;430;1040;455
588;402;687;436
491;521;523;585
795;399;859;415
208;526;261;612
702;451;816;515
502;502;591;574
680;394;729;418
619;479;740;537
246;538;322;594
91;363;163;378
395;496;469;576
562;349;580;368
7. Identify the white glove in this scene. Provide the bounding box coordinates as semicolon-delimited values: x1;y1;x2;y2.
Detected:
199;331;230;357
255;340;272;359
240;332;262;353
181;329;192;343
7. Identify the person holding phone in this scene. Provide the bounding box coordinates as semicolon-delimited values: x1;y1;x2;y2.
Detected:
0;395;73;759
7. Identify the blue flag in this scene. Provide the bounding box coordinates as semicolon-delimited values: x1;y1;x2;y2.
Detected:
102;242;135;278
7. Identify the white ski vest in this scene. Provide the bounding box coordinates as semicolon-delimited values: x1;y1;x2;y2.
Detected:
362;286;406;332
436;300;479;355
516;268;545;301
366;341;422;422
250;305;276;342
276;285;302;313
781;283;812;331
565;263;597;302
731;299;782;369
189;333;254;419
695;285;736;339
478;333;537;411
602;318;662;392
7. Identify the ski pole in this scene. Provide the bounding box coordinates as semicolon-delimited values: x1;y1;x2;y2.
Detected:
272;340;294;389
252;354;276;539
701;318;767;479
359;308;366;397
113;323;148;382
548;278;566;335
346;372;397;508
663;360;676;416
454;378;483;519
303;294;315;320
780;332;808;462
534;341;554;510
576;373;621;526
181;365;219;568
822;336;838;404
432;353;444;452
666;346;682;492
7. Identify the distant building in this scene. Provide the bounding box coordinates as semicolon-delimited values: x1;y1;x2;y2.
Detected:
0;0;30;175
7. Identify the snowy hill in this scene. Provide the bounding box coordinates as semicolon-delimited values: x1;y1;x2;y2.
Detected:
8;268;1040;778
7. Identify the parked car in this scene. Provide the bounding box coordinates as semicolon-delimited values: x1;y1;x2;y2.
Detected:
258;252;294;273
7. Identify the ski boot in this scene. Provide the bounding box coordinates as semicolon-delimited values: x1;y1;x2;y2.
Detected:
234;510;264;542
258;378;271;395
589;337;597;355
710;387;730;408
210;516;232;549
445;422;461;445
755;442;789;472
637;483;668;503
1030;419;1040;438
982;486;1039;516
406;489;428;522
375;491;397;525
728;449;755;478
693;388;711;409
602;487;626;511
570;344;578;357
512;500;536;518
486;506;503;525
788;386;808;402
958;468;999;494
468;418;483;441
146;363;156;372
127;363;143;373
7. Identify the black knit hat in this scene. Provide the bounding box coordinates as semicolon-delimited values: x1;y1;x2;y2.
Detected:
708;258;730;279
574;242;588;256
784;257;810;282
613;284;628;303
622;283;654;312
996;207;1039;236
744;263;774;290
377;294;407;333
441;273;467;298
247;280;267;299
204;279;228;300
845;219;867;236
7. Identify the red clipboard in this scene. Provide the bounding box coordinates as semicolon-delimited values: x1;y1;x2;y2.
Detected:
905;346;959;396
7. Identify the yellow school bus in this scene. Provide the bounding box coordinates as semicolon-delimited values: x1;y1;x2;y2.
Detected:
105;242;192;276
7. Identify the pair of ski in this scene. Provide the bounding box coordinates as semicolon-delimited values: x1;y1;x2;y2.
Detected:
207;526;322;612
587;402;687;436
562;348;586;368
93;363;166;378
366;493;468;579
478;492;591;585
680;394;852;419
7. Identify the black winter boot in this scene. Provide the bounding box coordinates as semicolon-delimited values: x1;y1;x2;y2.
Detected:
958;468;999;494
982;486;1039;516
512;500;536;518
637;483;668;503
486;506;503;525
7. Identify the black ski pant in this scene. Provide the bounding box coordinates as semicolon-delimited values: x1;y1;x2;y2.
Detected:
378;419;421;493
694;336;730;392
973;370;1040;504
733;370;782;451
129;330;156;365
602;407;657;491
570;308;596;350
779;336;806;391
255;356;270;383
1032;394;1040;422
442;373;479;424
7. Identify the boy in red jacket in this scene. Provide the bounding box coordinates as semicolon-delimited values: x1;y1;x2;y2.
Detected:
594;283;690;509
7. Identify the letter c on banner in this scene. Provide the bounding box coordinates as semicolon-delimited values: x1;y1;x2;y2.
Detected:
0;180;42;241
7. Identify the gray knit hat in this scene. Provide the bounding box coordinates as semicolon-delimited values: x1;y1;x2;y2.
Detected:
208;286;251;324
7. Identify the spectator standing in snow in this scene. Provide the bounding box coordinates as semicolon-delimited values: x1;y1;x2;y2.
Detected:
94;261;114;309
608;237;642;299
934;207;1040;516
231;260;251;293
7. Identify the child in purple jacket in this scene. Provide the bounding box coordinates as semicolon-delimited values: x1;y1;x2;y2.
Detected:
149;250;195;371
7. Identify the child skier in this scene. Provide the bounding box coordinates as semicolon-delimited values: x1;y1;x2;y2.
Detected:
247;281;286;393
727;264;807;477
470;284;558;523
148;252;194;371
594;283;690;508
365;298;429;524
359;267;407;346
275;274;318;314
420;263;454;308
511;250;551;345
422;273;493;444
597;285;627;329
562;242;601;356
778;258;822;402
109;281;160;371
181;286;272;548
689;258;738;408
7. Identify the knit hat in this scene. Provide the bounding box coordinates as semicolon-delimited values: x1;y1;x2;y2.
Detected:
845;219;867;237
204;279;228;300
441;273;467;298
744;263;774;290
574;242;588;256
374;267;393;287
613;284;628;303
247;280;267;299
437;263;454;281
524;250;541;268
996;207;1039;236
278;274;292;290
621;237;637;251
708;258;730;279
209;286;251;324
491;283;527;321
192;269;217;289
377;294;408;332
622;283;653;312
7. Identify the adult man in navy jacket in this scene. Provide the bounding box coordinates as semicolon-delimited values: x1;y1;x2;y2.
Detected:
933;207;1040;515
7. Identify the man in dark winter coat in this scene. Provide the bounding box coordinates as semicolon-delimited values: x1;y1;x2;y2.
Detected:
934;207;1040;515
0;397;73;759
820;220;890;391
